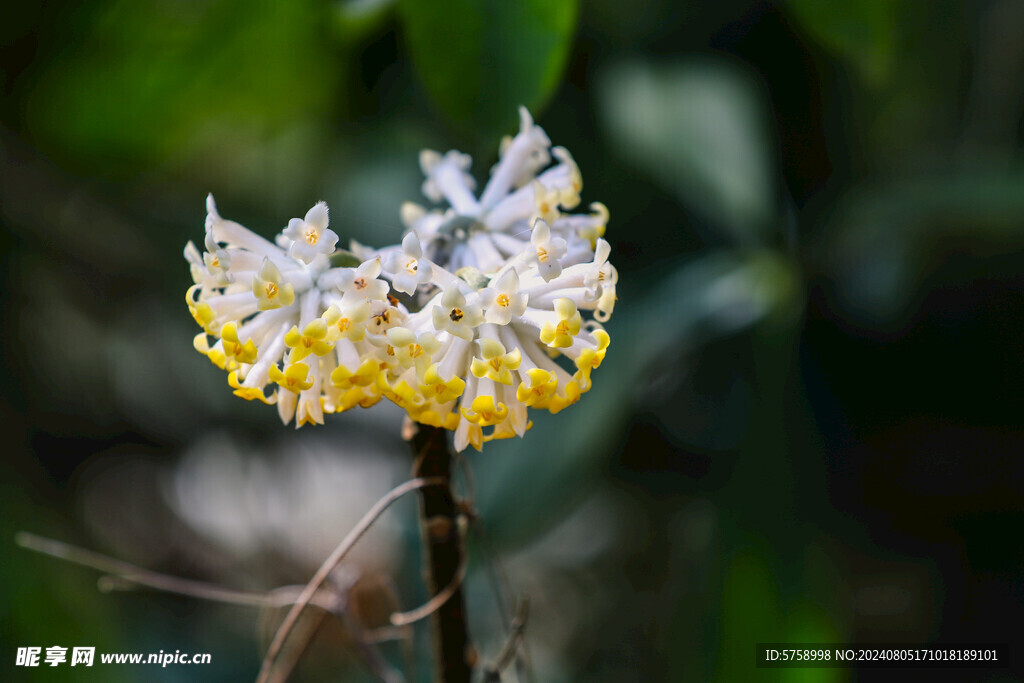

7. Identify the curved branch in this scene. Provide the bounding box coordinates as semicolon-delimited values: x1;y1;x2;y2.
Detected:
389;519;468;627
256;476;445;683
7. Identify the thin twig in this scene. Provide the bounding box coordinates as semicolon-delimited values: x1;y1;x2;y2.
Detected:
14;532;342;610
265;609;330;683
339;610;405;683
471;521;533;681
483;597;530;682
363;625;412;644
389;517;468;627
256;476;444;683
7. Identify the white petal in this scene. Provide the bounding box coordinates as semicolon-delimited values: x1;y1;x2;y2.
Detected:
304;201;329;230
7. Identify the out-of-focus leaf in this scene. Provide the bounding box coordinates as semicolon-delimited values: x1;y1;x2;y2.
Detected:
400;0;578;140
779;601;845;683
23;0;333;175
334;0;396;38
718;549;780;682
785;0;897;86
816;166;1024;327
475;250;800;549
598;58;778;247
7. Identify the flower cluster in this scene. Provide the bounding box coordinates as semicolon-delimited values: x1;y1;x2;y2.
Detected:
185;108;617;451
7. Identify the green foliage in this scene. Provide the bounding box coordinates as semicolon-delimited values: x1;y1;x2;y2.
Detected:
476;250;800;548
23;0;334;174
400;0;578;141
599;58;779;247
785;0;897;85
817;166;1024;326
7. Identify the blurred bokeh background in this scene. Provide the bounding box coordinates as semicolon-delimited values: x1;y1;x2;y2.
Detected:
2;0;1023;680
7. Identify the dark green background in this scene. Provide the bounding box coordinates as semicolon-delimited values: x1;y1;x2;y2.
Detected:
2;0;1022;680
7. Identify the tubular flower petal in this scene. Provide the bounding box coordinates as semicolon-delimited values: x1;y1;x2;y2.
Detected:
284;318;334;361
270;362;315;393
516;368;558;407
185;110;618;449
384;231;434;295
221;322;258;364
470;338;521;385
282;202;339;264
253;259;295;310
461;395;509;426
539;298;582;348
480;269;528;325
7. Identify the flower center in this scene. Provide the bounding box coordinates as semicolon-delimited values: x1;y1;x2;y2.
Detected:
337;318;350;332
489;357;503;372
409;344;423;358
304;228;319;245
449;308;464;322
496;293;510;307
405;259;418;275
265;283;279;299
354;277;366;289
536;247;549;263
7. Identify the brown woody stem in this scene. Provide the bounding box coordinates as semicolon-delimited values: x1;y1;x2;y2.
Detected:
409;424;475;683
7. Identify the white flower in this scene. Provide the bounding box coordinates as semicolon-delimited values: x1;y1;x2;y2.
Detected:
185;110;618;450
282;202;339;264
526;218;567;282
186;195;389;427
479;268;528;325
390;106;606;276
322;301;371;342
252;258;295;311
431;285;485;341
384;231;433;295
320;258;390;304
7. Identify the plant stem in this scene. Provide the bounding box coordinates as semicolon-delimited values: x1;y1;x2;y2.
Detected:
409;423;475;683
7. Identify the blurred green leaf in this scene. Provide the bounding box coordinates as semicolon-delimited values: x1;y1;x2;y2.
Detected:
400;0;578;140
816;165;1024;327
476;250;800;548
718;548;780;682
598;58;778;247
785;0;897;86
23;0;333;176
334;0;397;38
781;600;846;683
